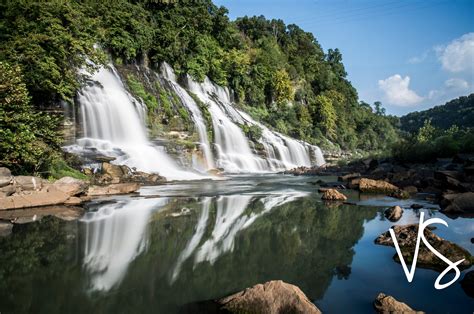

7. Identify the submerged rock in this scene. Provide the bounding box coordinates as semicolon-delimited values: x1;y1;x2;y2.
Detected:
375;224;472;271
384;205;403;222
217;280;321;314
461;270;474;298
373;293;424;314
321;188;347;201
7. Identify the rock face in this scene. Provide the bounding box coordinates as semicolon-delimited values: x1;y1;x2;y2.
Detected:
384;205;403;222
321;188;347;201
87;183;140;196
53;176;89;197
440;192;474;214
217;280;321;314
375;224;472;271
374;293;424;314
13;176;43;191
93;162;166;185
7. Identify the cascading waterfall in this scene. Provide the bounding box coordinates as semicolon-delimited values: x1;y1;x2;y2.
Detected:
185;74;325;172
160;63;214;171
72;64;203;180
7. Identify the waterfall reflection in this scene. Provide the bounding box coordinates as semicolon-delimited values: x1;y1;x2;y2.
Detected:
81;198;168;291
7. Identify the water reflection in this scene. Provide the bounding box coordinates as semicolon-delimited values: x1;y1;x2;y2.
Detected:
81;198;168;291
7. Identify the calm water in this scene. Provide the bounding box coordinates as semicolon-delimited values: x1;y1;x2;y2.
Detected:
0;175;472;313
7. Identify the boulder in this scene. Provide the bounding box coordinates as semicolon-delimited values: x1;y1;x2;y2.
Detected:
384;205;403;222
100;162;127;184
440;192;474;214
359;178;399;194
321;189;347;201
0;186;70;210
217;280;321;314
338;172;360;182
375;224;472;271
53;176;89;197
87;183;140;196
0;167;11;177
63;197;83;206
13;176;43;191
0;184;15;198
374;293;424;314
0;176;12;188
460;270;474;298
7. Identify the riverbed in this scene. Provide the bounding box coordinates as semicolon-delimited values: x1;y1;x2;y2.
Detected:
0;174;472;313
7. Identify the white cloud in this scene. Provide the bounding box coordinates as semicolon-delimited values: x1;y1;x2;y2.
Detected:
378;74;424;106
444;78;469;90
408;51;429;64
437;32;474;73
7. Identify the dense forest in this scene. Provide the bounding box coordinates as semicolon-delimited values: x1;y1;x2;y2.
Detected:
0;0;440;175
400;94;474;133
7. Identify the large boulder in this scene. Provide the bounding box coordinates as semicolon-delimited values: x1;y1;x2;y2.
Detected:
87;183;140;196
0;184;15;198
0;176;12;188
53;176;89;197
0;167;11;177
0;186;70;210
440;192;474;214
217;280;321;314
13;176;43;191
375;224;472;271
321;189;347;201
384;205;403;222
373;293;424;313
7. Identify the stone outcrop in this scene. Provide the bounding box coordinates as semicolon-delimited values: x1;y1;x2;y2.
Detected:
53;176;89;197
93;162;166;185
384;205;403;222
0;186;70;210
321;189;347;201
217;280;321;314
375;224;472;271
373;293;424;314
87;183;140;196
359;178;408;199
440;192;474;215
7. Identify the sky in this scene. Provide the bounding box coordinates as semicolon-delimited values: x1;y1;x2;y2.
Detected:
214;0;474;116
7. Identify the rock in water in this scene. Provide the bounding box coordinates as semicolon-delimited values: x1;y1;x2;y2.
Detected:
87;183;140;196
384;205;403;222
0;186;70;210
359;178;399;194
321;189;347;201
375;224;472;271
374;293;424;313
440;192;474;214
217;280;321;314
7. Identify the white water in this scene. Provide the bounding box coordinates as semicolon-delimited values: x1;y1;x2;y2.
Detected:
81;198;167;291
185;75;325;172
73;65;203;180
160;63;214;171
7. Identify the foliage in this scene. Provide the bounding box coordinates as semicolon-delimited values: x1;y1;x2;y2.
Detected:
48;158;87;180
127;75;158;110
0;62;61;175
400;94;474;133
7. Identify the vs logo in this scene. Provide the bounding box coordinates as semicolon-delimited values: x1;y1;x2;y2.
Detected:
389;212;465;289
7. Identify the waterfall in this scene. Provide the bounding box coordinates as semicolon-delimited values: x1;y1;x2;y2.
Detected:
73;64;203;180
185;75;325;172
81;198;168;291
160;63;215;171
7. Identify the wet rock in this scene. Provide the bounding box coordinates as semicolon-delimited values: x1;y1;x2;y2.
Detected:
13;176;43;191
403;186;418;194
440;192;474;214
321;189;347;201
207;168;224;176
384;205;403;222
53;176;89;197
217;280;321;314
87;183;140;196
375;224;472;271
338;172;360;182
410;204;423;209
64;197;83;206
0;221;13;237
284;166;320;176
101;162;127;184
461;270;474;298
0;186;70;210
374;293;424;314
129;171;166;185
320;182;347;189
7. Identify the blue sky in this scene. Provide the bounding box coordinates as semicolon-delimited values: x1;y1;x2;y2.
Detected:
214;0;474;116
